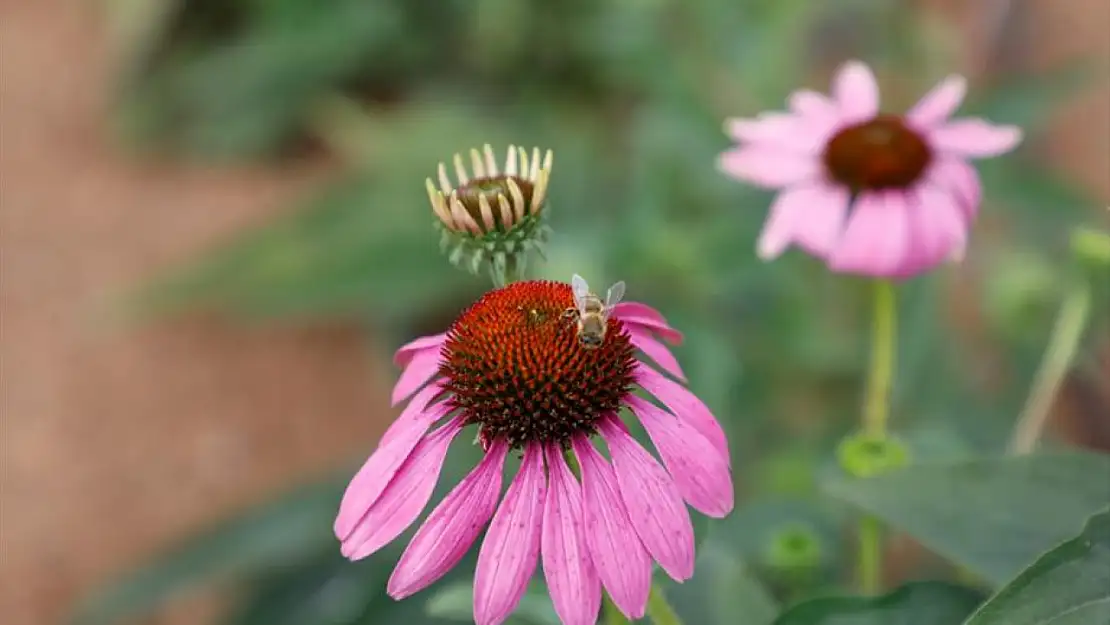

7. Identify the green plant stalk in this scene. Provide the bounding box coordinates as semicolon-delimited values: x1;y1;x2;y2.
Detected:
645;585;683;625
491;254;525;287
504;253;525;285
856;515;883;595
864;280;897;438
603;595;631;625
1008;280;1093;454
858;280;898;594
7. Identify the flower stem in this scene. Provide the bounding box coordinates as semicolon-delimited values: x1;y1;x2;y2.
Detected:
857;280;898;594
856;515;883;594
863;280;897;438
505;254;525;284
603;595;630;625
490;254;526;288
1009;280;1092;454
646;585;684;625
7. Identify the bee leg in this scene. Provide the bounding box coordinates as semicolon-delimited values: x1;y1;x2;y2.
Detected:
473;427;493;452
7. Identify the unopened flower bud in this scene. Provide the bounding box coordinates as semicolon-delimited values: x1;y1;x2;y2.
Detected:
837;432;910;479
426;144;553;279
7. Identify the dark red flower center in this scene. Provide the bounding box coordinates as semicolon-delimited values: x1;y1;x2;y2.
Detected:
440;280;636;449
822;115;932;191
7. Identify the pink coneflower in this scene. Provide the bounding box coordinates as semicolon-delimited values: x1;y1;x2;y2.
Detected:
334;279;733;625
719;60;1023;278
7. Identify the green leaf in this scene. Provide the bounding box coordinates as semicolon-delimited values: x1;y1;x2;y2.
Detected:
823;452;1110;586
125;98;515;323
223;555;387;625
772;581;985;625
118;0;410;158
70;478;346;625
425;581;561;625
964;507;1110;625
667;539;779;625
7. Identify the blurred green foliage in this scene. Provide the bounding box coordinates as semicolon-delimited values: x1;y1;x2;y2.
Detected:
824;452;1110;587
83;0;1110;623
963;507;1110;625
772;581;986;625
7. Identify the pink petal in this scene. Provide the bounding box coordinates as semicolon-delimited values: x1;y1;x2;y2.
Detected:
387;440;508;600
726;113;828;154
757;181;850;260
828;191;911;278
726;113;795;143
335;401;451;540
628;328;686;382
788;89;839;122
895;185;967;279
635;365;730;466
542;445;601;625
379;381;445;448
928;119;1023;158
717;146;820;189
394;333;447;367
832;60;880;123
626;396;734;518
612;303;683;345
572;437;652;620
474;444;546;625
926;157;982;224
341;418;463;560
599;418;695;582
612;302;666;324
392;348;443;406
907;75;967;127
619;317;683;345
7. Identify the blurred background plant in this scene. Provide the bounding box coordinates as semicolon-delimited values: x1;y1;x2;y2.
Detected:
4;0;1108;624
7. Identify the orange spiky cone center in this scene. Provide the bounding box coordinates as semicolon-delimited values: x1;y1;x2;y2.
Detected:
440;280;636;449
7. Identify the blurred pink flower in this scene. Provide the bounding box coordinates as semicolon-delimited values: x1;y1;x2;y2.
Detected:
334;280;733;625
719;60;1023;278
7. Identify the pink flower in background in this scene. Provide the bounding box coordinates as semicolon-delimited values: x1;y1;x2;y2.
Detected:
719;60;1023;278
334;279;733;625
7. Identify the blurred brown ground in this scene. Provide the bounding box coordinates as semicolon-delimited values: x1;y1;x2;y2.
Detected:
1;1;389;623
0;0;1107;624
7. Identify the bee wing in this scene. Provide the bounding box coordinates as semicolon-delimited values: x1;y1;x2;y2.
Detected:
603;280;626;318
571;273;591;313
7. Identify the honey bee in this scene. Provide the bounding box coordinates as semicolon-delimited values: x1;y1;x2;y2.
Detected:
564;273;626;349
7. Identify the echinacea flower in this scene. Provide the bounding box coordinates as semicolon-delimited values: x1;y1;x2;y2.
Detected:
335;279;733;625
428;144;553;278
719;60;1023;278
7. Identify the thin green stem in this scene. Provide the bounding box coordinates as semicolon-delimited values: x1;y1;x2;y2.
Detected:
646;585;684;625
863;280;897;437
490;254;525;288
490;260;507;288
1009;280;1092;454
603;594;631;625
856;515;883;595
505;254;525;284
856;280;898;594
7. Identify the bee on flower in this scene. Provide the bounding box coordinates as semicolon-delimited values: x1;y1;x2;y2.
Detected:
563;273;625;349
334;277;733;625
